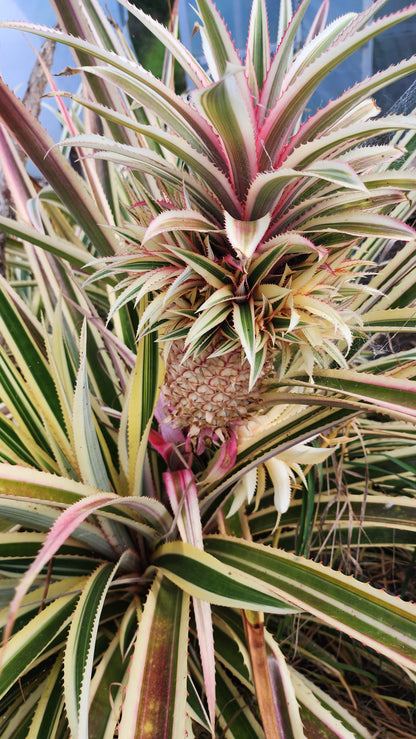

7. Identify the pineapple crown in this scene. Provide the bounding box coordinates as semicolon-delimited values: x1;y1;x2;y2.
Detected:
84;0;416;390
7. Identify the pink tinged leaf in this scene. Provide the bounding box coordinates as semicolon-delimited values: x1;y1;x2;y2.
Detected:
258;0;312;125
149;427;190;471
312;369;416;421
141;209;222;246
266;640;306;738
203;432;238;485
163;469;216;727
302;212;415;241
302;160;368;191
292;670;372;738
3;492;172;650
0;78;115;257
259;8;416;168
148;429;175;464
282;83;416;167
165;246;230;289
164;469;203;549
3;492;117;653
195;0;242;81
224;211;271;259
62;121;241;215
245;169;306;220
305;0;330;43
154;392;189;445
0;125;34;219
204;535;416;673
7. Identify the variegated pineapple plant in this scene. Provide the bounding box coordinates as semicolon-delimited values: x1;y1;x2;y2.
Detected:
1;0;416;737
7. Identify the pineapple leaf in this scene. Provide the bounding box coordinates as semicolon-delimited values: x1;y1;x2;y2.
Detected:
121;324;164;496
142;209;222;245
186;302;233;346
0;78;115;257
118;574;190;739
300;369;416;421
115;0;211;88
73;321;112;492
290;669;372;739
194;0;241;80
0;215;92;270
259;0;312;122
153;541;298;613
64;560;124;738
224;211;271;259
167;246;231;288
195;67;257;198
233;300;257;375
164;469;216;725
260;7;416;167
26;654;65;739
204;536;416;673
0;592;80;701
247;0;270;93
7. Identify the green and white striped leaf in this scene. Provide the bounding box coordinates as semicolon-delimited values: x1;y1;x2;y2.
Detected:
119;315;164;496
291;670;372;738
259;7;416;166
204;536;416;673
153;541;298;613
186;302;232;346
215;663;265;738
166;245;231;288
64;561;122;738
26;654;65;739
73;321;112;492
247;0;270;92
0;591;79;700
142;209;221;246
195;67;257;198
116;0;211;88
0;278;72;464
0;78;115;257
299;369;416;421
233;300;257;373
266;639;306;739
0;215;91;270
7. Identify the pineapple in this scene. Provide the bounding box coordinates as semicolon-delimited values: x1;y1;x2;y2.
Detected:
90;0;416;448
162;338;274;447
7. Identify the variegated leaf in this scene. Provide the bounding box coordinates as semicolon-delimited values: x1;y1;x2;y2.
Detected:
118;574;190;739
